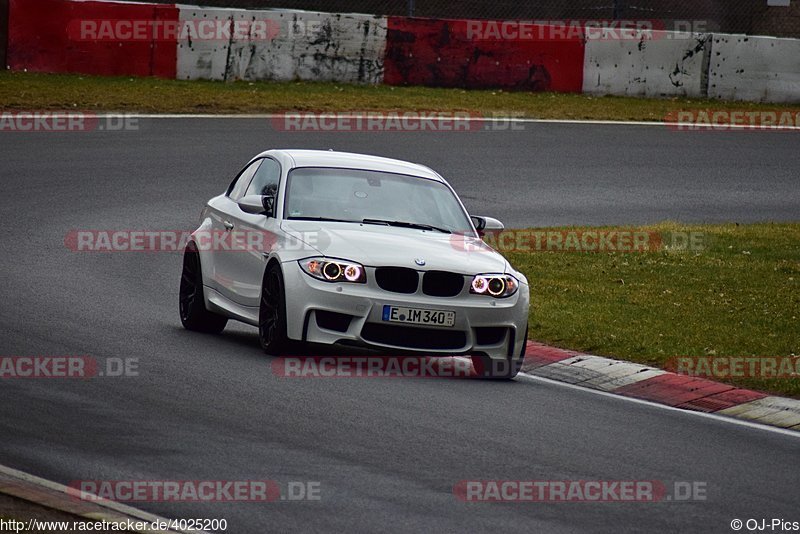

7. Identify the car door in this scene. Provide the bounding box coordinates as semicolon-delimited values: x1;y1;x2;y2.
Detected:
222;157;282;308
205;158;262;302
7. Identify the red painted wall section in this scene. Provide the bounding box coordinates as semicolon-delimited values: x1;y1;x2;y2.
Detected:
8;0;177;78
384;17;585;92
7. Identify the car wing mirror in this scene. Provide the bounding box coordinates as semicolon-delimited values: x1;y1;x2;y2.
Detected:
471;216;504;237
238;194;274;217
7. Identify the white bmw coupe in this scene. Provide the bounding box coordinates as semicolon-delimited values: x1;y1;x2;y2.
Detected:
179;150;530;378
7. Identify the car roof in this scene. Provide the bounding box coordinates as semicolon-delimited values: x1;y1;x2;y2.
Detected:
255;149;443;181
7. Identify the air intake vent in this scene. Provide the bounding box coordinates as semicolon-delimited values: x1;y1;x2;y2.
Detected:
315;311;353;333
475;327;508;346
361;323;467;350
422;271;465;297
375;267;419;294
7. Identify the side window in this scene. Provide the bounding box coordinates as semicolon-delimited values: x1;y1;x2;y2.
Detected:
245;158;281;197
228;159;262;201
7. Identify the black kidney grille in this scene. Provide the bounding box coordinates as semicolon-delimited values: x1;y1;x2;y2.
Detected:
422;270;465;297
375;267;419;294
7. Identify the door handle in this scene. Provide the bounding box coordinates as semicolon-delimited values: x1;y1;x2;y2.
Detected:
223;220;234;231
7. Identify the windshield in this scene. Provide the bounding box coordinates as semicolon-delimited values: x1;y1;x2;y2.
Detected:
284;167;474;233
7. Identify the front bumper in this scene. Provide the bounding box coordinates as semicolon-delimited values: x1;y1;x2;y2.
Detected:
281;261;530;361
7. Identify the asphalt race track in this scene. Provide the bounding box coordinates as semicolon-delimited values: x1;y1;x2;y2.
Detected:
1;119;798;533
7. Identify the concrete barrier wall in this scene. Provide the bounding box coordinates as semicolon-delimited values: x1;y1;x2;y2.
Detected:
6;0;800;103
7;0;384;84
1;0;9;70
384;18;585;92
583;32;712;98
7;0;177;77
176;7;386;83
708;34;800;103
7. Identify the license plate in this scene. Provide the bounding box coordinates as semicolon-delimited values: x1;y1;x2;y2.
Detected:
382;305;455;327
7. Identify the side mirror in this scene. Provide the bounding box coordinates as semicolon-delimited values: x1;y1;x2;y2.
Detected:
471;216;504;235
238;194;275;217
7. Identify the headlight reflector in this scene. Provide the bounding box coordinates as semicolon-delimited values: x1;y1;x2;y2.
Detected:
300;257;366;283
343;264;362;282
323;262;341;281
470;274;518;298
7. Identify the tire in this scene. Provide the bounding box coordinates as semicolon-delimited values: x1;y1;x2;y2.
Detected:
259;262;289;355
179;243;228;334
472;325;528;380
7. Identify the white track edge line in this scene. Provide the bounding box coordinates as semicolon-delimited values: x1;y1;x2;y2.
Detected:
10;112;800;130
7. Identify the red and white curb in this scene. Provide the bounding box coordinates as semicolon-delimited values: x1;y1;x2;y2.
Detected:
0;464;206;533
520;341;800;431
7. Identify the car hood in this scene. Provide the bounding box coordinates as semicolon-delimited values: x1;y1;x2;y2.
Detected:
281;220;508;275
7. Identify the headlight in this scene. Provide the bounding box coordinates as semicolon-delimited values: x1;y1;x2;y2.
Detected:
299;257;366;283
470;274;518;298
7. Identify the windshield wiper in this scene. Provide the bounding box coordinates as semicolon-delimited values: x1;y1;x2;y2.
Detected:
361;218;452;234
289;216;359;223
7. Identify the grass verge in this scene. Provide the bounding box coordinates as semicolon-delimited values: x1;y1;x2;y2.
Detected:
3;71;800;120
505;222;800;398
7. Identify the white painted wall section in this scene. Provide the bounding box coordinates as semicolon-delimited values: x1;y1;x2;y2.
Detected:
583;31;711;98
708;34;800;103
177;6;387;84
